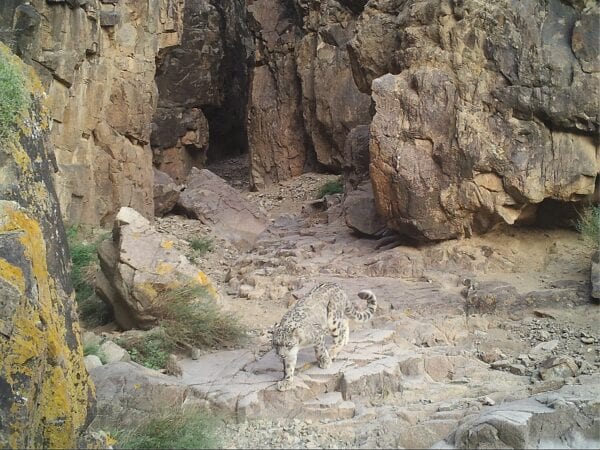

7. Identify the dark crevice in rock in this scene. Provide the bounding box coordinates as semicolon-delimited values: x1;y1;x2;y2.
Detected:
153;0;253;177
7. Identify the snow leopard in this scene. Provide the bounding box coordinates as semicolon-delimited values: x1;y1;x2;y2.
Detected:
272;282;377;391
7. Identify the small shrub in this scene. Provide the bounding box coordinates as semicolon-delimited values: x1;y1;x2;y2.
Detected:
316;178;343;199
67;226;99;300
190;237;213;253
149;283;247;349
0;49;30;142
188;237;213;258
117;328;174;370
83;342;107;364
575;205;600;248
111;407;219;449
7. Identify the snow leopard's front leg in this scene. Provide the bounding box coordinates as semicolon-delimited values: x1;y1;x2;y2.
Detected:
277;348;298;391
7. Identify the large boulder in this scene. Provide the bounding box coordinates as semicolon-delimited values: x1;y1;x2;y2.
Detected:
95;206;219;330
343;181;386;237
351;0;600;240
89;361;205;429
177;168;268;249
0;0;185;226
0;44;94;448
443;381;600;449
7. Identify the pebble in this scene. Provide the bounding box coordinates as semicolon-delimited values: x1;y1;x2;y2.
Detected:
538;330;551;341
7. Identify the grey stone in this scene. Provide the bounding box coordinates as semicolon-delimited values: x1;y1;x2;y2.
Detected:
356;0;599;241
152;0;250;177
445;383;600;449
99;340;131;363
344;182;387;237
177;168;268;249
99;11;120;27
529;340;560;361
84;355;103;371
539;356;579;380
89;362;204;429
490;360;528;376
82;331;102;348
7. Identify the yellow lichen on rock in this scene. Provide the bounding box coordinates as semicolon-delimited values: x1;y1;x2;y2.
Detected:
0;204;93;449
0;258;25;293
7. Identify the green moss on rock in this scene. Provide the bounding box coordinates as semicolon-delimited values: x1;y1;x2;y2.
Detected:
0;46;30;143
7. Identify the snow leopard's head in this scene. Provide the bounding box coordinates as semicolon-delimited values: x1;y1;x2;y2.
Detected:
272;324;297;358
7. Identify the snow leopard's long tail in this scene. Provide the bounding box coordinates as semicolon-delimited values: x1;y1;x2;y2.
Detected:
345;290;377;322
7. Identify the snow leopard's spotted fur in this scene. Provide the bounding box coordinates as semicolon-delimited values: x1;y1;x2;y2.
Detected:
272;282;377;391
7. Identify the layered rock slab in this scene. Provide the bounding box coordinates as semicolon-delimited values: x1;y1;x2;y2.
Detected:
0;0;184;225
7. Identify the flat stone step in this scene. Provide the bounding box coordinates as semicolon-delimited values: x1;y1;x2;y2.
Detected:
302;392;356;421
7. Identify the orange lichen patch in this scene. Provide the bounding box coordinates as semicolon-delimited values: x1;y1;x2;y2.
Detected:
0;203;92;448
0;257;26;293
196;270;218;298
160;240;174;249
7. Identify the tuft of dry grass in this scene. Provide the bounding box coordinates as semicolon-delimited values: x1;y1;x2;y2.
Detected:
148;283;247;349
111;407;219;449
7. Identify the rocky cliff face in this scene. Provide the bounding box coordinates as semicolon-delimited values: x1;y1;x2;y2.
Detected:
247;0;371;189
0;0;184;226
0;44;94;448
350;0;599;240
152;0;252;183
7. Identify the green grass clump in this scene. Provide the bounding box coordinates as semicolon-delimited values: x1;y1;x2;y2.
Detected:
316;178;343;199
118;329;174;370
111;408;219;449
67;225;98;301
0;49;30;142
575;205;600;248
187;237;213;263
189;237;213;254
67;225;113;326
83;342;107;364
150;283;247;349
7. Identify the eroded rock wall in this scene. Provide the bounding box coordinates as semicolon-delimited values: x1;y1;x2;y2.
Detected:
350;0;599;240
152;0;252;183
0;0;184;226
0;44;94;449
247;0;371;189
